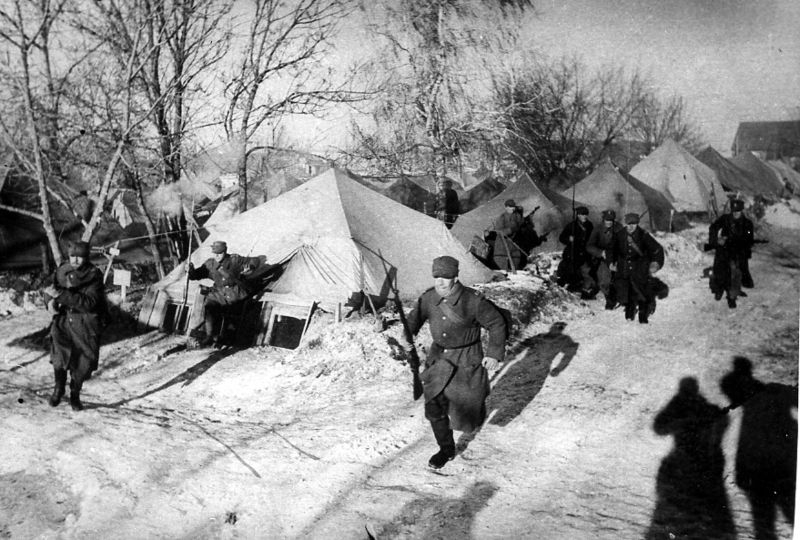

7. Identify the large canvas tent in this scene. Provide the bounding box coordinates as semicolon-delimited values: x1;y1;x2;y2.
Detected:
696;146;767;198
766;160;800;194
629;139;725;214
140;168;494;334
451;173;598;249
729;151;788;198
380;176;436;214
565;161;689;231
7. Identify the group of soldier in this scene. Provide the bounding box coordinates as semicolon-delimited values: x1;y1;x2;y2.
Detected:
553;199;755;319
40;189;757;475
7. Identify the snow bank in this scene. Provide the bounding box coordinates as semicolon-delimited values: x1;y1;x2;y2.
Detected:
762;200;800;230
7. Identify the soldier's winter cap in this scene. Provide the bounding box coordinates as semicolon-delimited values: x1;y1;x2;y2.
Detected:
576;206;589;216
601;209;616;221
432;256;459;278
731;199;745;211
211;240;228;254
68;241;90;257
504;199;517;207
624;213;640;224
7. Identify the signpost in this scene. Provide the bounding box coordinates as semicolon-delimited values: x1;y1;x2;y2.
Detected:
113;268;131;301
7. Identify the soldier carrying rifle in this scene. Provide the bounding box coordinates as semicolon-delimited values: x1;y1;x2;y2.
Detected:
707;199;754;309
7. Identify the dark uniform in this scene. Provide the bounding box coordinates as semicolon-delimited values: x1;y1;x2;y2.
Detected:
586;210;624;309
48;242;107;410
188;241;261;345
434;181;460;229
708;201;754;308
407;256;507;469
611;214;664;323
556;207;594;295
492;200;525;271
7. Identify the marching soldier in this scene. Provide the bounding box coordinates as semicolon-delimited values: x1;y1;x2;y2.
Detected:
708;199;754;308
187;240;262;347
586;209;624;309
610;213;664;324
556;206;595;297
42;241;108;411
406;256;508;470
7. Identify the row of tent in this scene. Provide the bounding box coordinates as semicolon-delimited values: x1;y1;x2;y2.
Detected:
2;137;795;278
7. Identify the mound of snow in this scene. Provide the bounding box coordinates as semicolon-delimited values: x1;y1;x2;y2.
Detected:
762;201;800;230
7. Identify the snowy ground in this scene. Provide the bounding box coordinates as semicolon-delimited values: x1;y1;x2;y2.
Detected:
0;221;798;539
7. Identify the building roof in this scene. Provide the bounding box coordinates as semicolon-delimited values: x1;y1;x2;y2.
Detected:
732;121;800;157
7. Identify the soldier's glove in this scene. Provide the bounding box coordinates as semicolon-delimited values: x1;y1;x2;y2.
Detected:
186;262;195;272
199;285;211;296
649;262;660;275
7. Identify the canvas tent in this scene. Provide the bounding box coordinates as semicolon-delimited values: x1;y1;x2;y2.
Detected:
766;160;800;194
139;168;494;337
451;173;598;249
380;176;437;214
729;151;788;198
629;139;725;214
565;160;689;231
696;146;767;198
458;178;507;213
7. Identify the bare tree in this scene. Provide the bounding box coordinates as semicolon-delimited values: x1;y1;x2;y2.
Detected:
77;0;232;263
222;0;364;212
344;0;531;179
487;56;652;188
629;91;704;153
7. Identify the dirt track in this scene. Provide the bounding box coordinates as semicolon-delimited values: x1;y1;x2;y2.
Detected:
1;229;797;539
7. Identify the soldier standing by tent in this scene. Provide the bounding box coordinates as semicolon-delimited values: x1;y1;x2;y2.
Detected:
491;199;525;271
187;240;261;347
406;256;507;470
708;199;754;309
42;241;108;411
610;213;664;324
555;206;595;297
587;209;624;309
433;178;460;229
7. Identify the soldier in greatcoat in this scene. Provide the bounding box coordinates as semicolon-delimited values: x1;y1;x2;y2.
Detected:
42;241;107;411
406;256;508;470
610;213;664;324
187;240;261;346
586;209;625;309
556;206;594;296
708;199;754;309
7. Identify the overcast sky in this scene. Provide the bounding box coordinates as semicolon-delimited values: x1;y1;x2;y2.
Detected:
527;0;800;154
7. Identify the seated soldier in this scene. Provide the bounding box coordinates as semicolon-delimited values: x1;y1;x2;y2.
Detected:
187;240;262;347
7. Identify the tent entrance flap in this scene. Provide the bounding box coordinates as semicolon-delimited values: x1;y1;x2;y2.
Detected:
258;293;315;350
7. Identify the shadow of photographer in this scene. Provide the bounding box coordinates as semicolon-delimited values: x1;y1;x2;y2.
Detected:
720;356;797;540
646;376;735;539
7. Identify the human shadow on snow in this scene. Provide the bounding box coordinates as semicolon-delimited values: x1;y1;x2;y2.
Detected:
645;377;736;540
720;356;797;540
84;346;239;410
373;480;497;539
485;321;579;427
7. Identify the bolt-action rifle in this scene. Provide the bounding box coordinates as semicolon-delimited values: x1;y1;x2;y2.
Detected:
379;252;424;401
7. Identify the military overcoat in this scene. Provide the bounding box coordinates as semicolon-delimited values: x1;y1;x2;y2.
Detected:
407;284;507;432
708;213;754;296
49;262;106;374
189;253;260;305
610;227;664;305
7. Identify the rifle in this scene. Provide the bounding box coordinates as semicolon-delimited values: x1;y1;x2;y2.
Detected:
703;239;768;252
378;251;424;401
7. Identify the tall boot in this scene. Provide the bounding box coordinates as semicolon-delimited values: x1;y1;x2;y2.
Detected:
69;379;84;411
428;417;456;469
48;369;67;407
